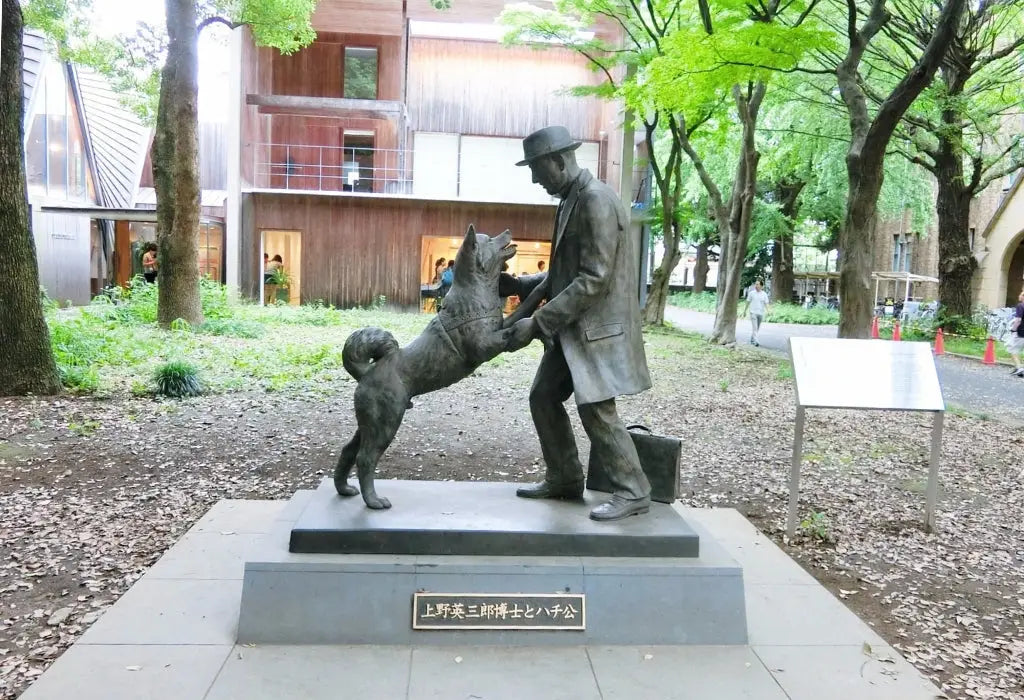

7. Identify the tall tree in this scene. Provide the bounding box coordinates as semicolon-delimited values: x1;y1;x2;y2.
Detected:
644;0;830;343
154;0;203;326
885;1;1024;314
153;0;316;326
831;0;966;337
27;0;317;327
0;0;62;396
501;0;696;326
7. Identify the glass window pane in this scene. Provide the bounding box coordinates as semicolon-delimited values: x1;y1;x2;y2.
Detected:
25;114;46;193
344;47;378;100
45;63;68;197
67;82;87;200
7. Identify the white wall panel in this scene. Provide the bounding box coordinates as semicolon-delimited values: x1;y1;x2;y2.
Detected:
412;132;459;199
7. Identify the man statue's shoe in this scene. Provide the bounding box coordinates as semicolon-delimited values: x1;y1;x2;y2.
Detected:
590;494;651;521
516;480;584;500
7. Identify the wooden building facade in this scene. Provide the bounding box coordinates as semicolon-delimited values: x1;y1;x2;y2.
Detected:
232;0;630;308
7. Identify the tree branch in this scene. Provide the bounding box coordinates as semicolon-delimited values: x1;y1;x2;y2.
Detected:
196;15;238;33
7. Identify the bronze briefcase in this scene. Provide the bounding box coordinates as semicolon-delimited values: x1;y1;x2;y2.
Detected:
586;424;682;504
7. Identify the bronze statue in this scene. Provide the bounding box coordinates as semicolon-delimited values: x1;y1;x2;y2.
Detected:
335;226;517;509
503;125;653;521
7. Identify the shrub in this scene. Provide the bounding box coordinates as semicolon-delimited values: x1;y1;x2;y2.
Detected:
668;292;719;314
59;365;99;393
154;360;202;398
766;304;840;326
198;319;264;338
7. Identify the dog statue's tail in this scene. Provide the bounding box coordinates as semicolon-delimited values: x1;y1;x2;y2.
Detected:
343;327;399;380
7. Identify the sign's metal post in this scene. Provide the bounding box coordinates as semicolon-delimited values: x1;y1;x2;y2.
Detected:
925;410;944;533
787;338;945;536
787;406;806;539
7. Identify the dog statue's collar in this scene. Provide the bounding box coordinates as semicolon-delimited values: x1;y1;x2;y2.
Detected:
439;311;498;333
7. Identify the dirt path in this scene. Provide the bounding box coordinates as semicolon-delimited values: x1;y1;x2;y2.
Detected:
1;327;1021;699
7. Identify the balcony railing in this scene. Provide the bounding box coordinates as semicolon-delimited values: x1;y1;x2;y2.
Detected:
248;142;621;205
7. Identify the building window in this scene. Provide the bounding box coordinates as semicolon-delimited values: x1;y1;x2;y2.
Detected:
25;113;46;193
45;62;68;198
893;234;912;272
67;83;88;200
343;132;374;193
198;222;223;282
344;47;378;99
969;226;976;252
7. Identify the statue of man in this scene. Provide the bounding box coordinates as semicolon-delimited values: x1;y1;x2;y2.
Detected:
503;125;652;521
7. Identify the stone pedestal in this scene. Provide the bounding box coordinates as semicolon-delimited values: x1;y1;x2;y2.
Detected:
236;480;747;646
289;480;699;558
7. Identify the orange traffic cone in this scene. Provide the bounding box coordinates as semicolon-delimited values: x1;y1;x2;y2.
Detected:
892;321;901;342
983;337;996;365
870;316;880;339
933;327;945;355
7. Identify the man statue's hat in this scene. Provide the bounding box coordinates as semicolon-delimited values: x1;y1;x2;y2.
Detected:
516;125;583;166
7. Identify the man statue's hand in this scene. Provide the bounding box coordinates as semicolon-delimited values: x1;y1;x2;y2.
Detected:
503;317;537;352
498;272;520;298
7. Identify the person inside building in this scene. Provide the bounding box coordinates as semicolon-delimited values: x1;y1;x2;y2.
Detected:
433;257;446;284
141;243;159;284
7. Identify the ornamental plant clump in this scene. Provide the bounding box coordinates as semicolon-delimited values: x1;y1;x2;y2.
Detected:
154;360;202;398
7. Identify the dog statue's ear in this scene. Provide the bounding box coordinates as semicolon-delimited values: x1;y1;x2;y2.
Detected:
463;224;477;250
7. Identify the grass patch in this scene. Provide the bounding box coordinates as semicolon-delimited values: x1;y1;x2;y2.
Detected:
46;282;462;397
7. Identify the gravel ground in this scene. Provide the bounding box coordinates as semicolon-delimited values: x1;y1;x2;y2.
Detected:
1;324;1022;699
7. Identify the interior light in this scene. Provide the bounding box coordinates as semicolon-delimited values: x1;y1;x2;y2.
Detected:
534;242;540;249
48;142;64;152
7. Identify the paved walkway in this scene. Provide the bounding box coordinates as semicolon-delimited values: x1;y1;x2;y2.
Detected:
20;498;942;700
664;307;1024;425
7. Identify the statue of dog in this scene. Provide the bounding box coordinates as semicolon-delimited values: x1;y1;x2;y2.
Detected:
335;225;518;509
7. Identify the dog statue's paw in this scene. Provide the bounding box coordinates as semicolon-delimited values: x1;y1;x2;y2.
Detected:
335;482;359;497
364;494;392;510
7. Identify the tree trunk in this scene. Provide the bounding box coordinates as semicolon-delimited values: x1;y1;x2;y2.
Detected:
693;240;709;293
710;84;764;345
771;180;803;303
934;146;976;315
0;0;62;396
833;0;966;337
771;234;793;304
838;163;883;338
933;69;977;316
642;219;682;325
153;0;203;327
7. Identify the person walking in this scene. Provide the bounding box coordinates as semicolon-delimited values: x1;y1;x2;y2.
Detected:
503;125;652;522
1006;290;1024;377
743;279;770;346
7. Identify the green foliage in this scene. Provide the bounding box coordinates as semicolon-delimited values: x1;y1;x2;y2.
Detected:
799;511;831;542
39;286;59;314
267;267;291;287
59;365;100;394
766;304;839;326
669;292;719;314
197;319;264;338
154;360;202;398
669;293;839;325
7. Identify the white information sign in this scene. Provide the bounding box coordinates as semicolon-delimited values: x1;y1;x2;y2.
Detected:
786;338;945;536
790;338;944;411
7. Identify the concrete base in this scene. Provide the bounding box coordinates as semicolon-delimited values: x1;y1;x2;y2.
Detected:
18;499;945;700
238;487;745;645
290;479;700;557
